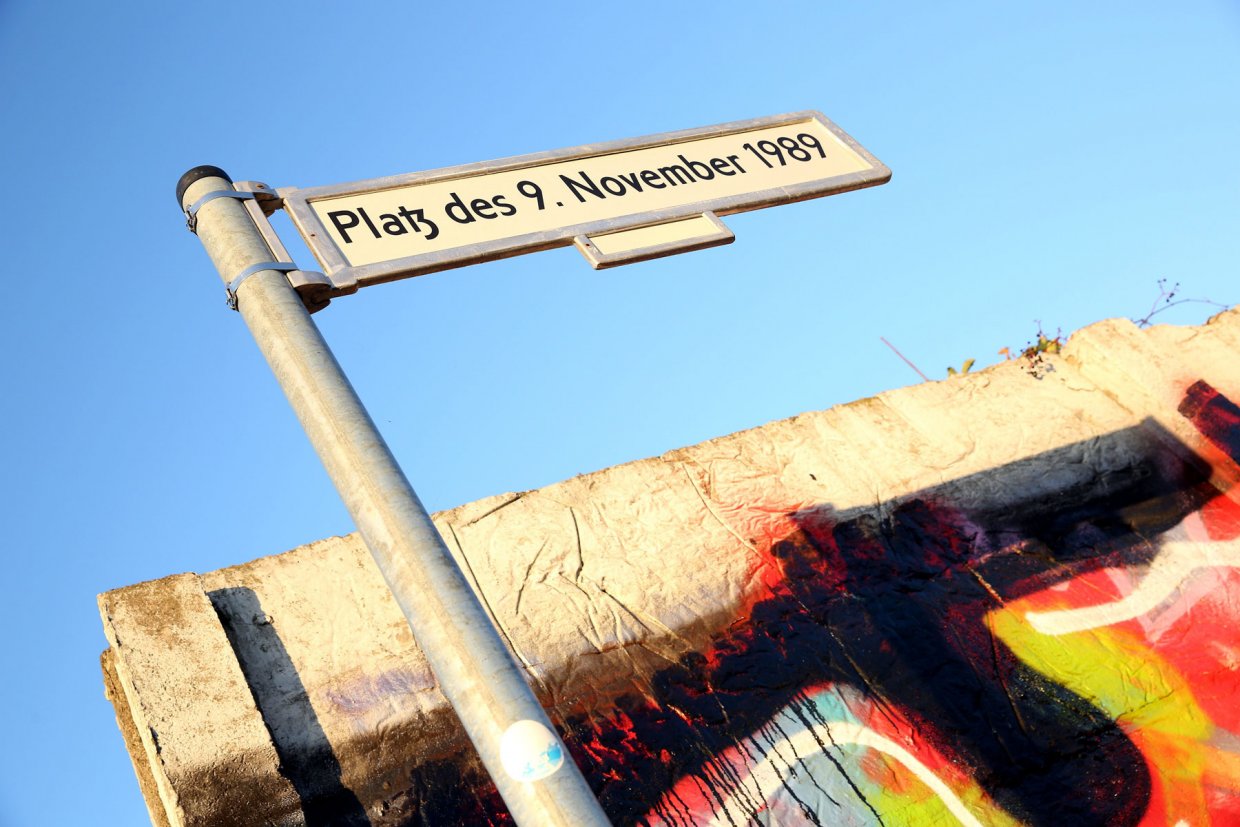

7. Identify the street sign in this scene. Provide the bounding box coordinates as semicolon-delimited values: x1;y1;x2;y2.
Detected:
280;111;889;290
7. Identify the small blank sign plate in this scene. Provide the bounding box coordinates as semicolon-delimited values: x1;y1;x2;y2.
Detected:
575;213;733;269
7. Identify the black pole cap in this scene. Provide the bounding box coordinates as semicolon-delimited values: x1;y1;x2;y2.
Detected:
176;165;232;206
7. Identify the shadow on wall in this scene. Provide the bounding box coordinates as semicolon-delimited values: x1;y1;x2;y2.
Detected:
209;586;372;827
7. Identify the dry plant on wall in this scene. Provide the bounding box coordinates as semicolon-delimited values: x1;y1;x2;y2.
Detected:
996;325;1062;380
887;280;1230;384
1133;279;1229;328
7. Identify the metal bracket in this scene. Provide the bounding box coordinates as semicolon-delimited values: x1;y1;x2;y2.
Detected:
184;190;257;233
229;181;358;313
284;269;337;314
226;262;299;311
239;182;284;216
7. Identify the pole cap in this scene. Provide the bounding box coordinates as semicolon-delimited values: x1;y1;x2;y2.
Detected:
177;165;232;206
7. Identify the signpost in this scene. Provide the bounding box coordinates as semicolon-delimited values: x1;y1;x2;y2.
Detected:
178;111;887;827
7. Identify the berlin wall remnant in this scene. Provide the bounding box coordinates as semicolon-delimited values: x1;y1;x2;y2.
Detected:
101;308;1240;825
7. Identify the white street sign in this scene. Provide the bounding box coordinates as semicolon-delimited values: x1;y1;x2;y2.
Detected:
280;112;889;288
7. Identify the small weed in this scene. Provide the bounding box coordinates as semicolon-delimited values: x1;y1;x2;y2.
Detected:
946;358;975;377
1017;324;1062;379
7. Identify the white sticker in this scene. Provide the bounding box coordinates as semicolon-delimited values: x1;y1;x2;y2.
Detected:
500;719;565;782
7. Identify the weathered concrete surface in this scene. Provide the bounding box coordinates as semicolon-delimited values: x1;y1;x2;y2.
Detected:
99;307;1240;825
100;575;301;825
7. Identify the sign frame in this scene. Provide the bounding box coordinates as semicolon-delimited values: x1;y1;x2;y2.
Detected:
279;111;890;291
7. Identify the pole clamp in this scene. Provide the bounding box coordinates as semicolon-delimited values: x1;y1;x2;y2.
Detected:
226;262;299;310
184;190;257;233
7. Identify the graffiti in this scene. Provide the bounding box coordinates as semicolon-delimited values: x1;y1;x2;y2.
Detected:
406;382;1240;826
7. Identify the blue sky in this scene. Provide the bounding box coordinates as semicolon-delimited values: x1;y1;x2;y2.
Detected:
1;2;1237;823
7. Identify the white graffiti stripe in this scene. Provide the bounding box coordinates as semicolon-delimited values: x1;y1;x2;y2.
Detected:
1025;538;1240;636
706;720;984;827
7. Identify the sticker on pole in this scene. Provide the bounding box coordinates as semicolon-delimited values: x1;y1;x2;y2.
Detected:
500;720;565;782
279;111;890;290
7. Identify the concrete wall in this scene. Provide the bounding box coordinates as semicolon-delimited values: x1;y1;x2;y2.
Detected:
100;308;1240;826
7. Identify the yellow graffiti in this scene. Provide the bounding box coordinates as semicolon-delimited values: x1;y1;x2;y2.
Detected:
990;598;1213;824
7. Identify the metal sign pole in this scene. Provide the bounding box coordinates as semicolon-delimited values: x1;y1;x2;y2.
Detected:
177;166;611;827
